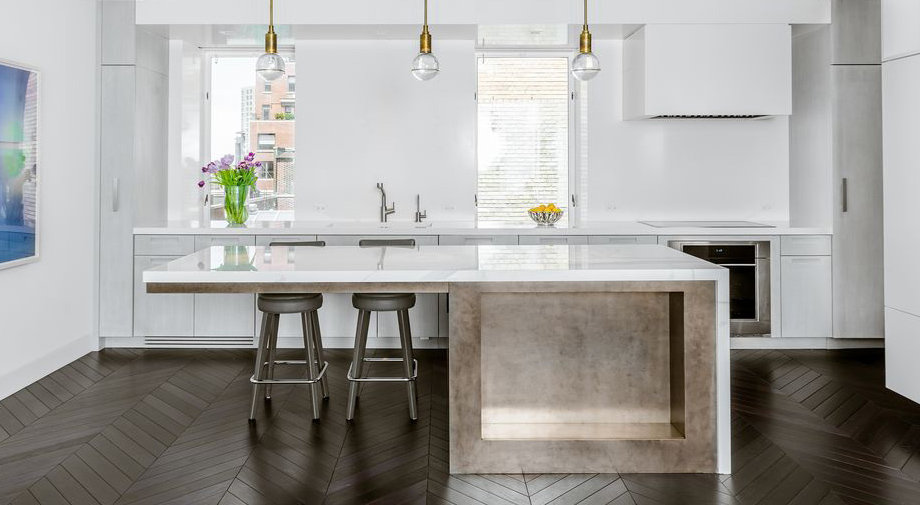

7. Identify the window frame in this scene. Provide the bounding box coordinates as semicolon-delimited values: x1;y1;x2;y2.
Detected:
257;133;276;151
200;48;295;224
474;50;580;227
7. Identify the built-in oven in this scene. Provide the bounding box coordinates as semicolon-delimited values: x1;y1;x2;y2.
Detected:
669;240;771;336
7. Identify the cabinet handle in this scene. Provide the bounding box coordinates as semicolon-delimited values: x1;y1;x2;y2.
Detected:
112;177;120;212
842;178;848;213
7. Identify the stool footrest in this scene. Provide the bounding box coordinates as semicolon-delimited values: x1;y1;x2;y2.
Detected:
347;359;418;383
251;361;328;385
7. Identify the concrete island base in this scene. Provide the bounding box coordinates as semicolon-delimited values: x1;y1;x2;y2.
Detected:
448;280;718;474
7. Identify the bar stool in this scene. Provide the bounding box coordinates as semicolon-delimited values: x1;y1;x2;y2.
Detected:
346;239;419;421
249;241;329;421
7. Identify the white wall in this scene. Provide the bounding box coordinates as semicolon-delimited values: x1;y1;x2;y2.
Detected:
584;40;791;222
882;0;920;61
292;39;791;223
137;0;830;26
0;0;99;399
295;40;477;222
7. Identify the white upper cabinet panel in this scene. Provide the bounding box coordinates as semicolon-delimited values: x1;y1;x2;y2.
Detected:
883;55;920;317
882;0;920;60
624;24;792;119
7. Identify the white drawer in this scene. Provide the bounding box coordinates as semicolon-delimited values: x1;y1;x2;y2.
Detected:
194;235;257;249
518;236;588;246
256;235;318;246
588;236;659;245
318;235;439;246
135;235;196;256
781;235;831;256
438;235;518;246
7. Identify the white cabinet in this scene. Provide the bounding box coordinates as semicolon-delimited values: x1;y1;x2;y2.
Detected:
624;24;792;119
318;235;439;246
378;294;440;341
133;256;194;338
780;256;832;339
439;235;518;245
193;235;256;339
588;236;658;245
780;235;832;256
518;236;588;246
255;235;318;246
882;0;920;61
885;308;920;403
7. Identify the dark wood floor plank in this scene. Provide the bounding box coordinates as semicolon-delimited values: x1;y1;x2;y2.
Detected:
3;348;920;505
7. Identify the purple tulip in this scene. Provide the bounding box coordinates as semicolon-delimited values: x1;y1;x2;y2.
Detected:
220;154;234;166
201;166;208;173
197;180;205;188
255;161;262;167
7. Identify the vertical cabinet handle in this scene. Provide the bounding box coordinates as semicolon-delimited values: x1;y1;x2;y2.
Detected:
112;177;120;212
842;178;848;213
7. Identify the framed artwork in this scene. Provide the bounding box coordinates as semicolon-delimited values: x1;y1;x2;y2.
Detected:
0;59;39;270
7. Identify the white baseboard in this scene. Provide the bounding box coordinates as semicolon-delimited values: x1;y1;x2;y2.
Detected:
731;337;885;350
100;336;447;350
0;333;98;401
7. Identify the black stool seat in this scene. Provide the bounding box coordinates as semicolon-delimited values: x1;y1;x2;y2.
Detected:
259;293;323;313
352;293;415;312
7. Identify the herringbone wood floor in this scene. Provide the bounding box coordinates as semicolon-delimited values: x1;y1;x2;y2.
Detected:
0;348;918;504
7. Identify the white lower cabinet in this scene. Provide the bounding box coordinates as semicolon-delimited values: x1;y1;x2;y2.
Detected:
439;235;518;245
133;256;194;337
193;235;257;340
519;236;588;245
318;235;439;246
588;236;658;245
780;255;832;339
378;294;440;340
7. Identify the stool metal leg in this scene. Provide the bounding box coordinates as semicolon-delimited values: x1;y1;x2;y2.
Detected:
346;309;371;421
301;312;322;420
250;313;272;420
397;309;419;421
265;313;280;400
310;311;330;399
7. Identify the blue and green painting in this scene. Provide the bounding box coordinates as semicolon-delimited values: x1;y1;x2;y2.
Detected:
0;62;38;266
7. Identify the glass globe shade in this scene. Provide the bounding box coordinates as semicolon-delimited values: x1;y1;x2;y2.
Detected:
256;52;286;81
571;52;601;82
411;52;440;81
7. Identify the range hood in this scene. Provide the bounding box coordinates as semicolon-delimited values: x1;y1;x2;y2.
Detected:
624;24;792;120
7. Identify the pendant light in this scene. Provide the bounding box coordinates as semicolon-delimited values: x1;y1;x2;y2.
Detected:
410;0;439;81
256;0;285;82
572;0;601;82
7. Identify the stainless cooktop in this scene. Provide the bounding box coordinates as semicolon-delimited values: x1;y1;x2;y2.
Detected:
639;220;775;228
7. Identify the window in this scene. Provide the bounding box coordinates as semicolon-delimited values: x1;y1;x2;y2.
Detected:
257;133;276;151
477;57;570;225
207;55;297;222
287;76;296;93
259;160;275;179
283;105;294;114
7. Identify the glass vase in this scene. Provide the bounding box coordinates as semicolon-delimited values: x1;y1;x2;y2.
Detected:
223;185;250;225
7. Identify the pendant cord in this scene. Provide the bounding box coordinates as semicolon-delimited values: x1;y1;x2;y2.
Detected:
270;0;274;28
583;0;588;28
424;0;428;28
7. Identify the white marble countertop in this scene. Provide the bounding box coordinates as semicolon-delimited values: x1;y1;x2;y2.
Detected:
133;220;831;237
143;244;728;286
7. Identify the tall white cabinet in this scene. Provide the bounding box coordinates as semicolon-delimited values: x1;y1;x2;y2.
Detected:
882;0;920;403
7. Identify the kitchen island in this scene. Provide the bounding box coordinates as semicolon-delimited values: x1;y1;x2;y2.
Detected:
144;244;729;474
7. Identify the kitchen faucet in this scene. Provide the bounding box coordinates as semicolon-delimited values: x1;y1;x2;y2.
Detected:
377;183;395;223
414;194;427;223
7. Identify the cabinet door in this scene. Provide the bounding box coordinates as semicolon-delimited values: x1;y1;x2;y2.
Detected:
99;67;136;338
438;235;518;245
519;236;588;246
377;294;439;341
134;256;194;337
832;66;884;338
781;256;832;339
194;293;255;338
194;235;257;249
588;236;658;245
318;235;439;246
255;235;318;246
